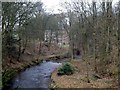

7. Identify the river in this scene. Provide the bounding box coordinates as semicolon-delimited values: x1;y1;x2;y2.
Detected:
12;60;61;89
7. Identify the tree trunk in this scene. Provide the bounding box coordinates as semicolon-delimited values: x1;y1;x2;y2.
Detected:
48;31;52;51
17;39;21;61
92;1;98;73
22;37;28;54
38;39;42;54
118;1;120;87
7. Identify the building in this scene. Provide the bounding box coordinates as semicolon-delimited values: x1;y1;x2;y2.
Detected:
44;30;69;47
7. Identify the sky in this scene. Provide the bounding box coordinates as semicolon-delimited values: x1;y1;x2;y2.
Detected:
41;0;119;14
41;0;63;13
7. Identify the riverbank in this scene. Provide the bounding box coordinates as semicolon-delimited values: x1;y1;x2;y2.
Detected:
2;42;69;89
51;60;118;88
2;53;69;90
3;42;68;71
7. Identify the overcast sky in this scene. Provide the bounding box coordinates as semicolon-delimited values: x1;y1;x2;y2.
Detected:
41;0;118;14
41;0;62;13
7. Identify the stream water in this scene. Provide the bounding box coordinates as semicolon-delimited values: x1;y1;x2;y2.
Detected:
12;60;61;89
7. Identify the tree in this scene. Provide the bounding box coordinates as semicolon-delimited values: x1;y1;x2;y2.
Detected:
2;2;44;61
117;1;120;87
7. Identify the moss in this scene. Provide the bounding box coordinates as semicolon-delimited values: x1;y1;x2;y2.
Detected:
90;76;98;81
2;69;17;88
109;71;120;77
50;80;58;89
32;60;38;64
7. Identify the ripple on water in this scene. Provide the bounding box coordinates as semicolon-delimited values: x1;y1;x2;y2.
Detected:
12;61;61;88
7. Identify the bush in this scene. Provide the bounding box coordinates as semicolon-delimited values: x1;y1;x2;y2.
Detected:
57;62;74;75
2;69;17;90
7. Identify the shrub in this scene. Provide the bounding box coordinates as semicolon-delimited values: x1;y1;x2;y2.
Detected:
2;69;17;88
57;62;74;75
